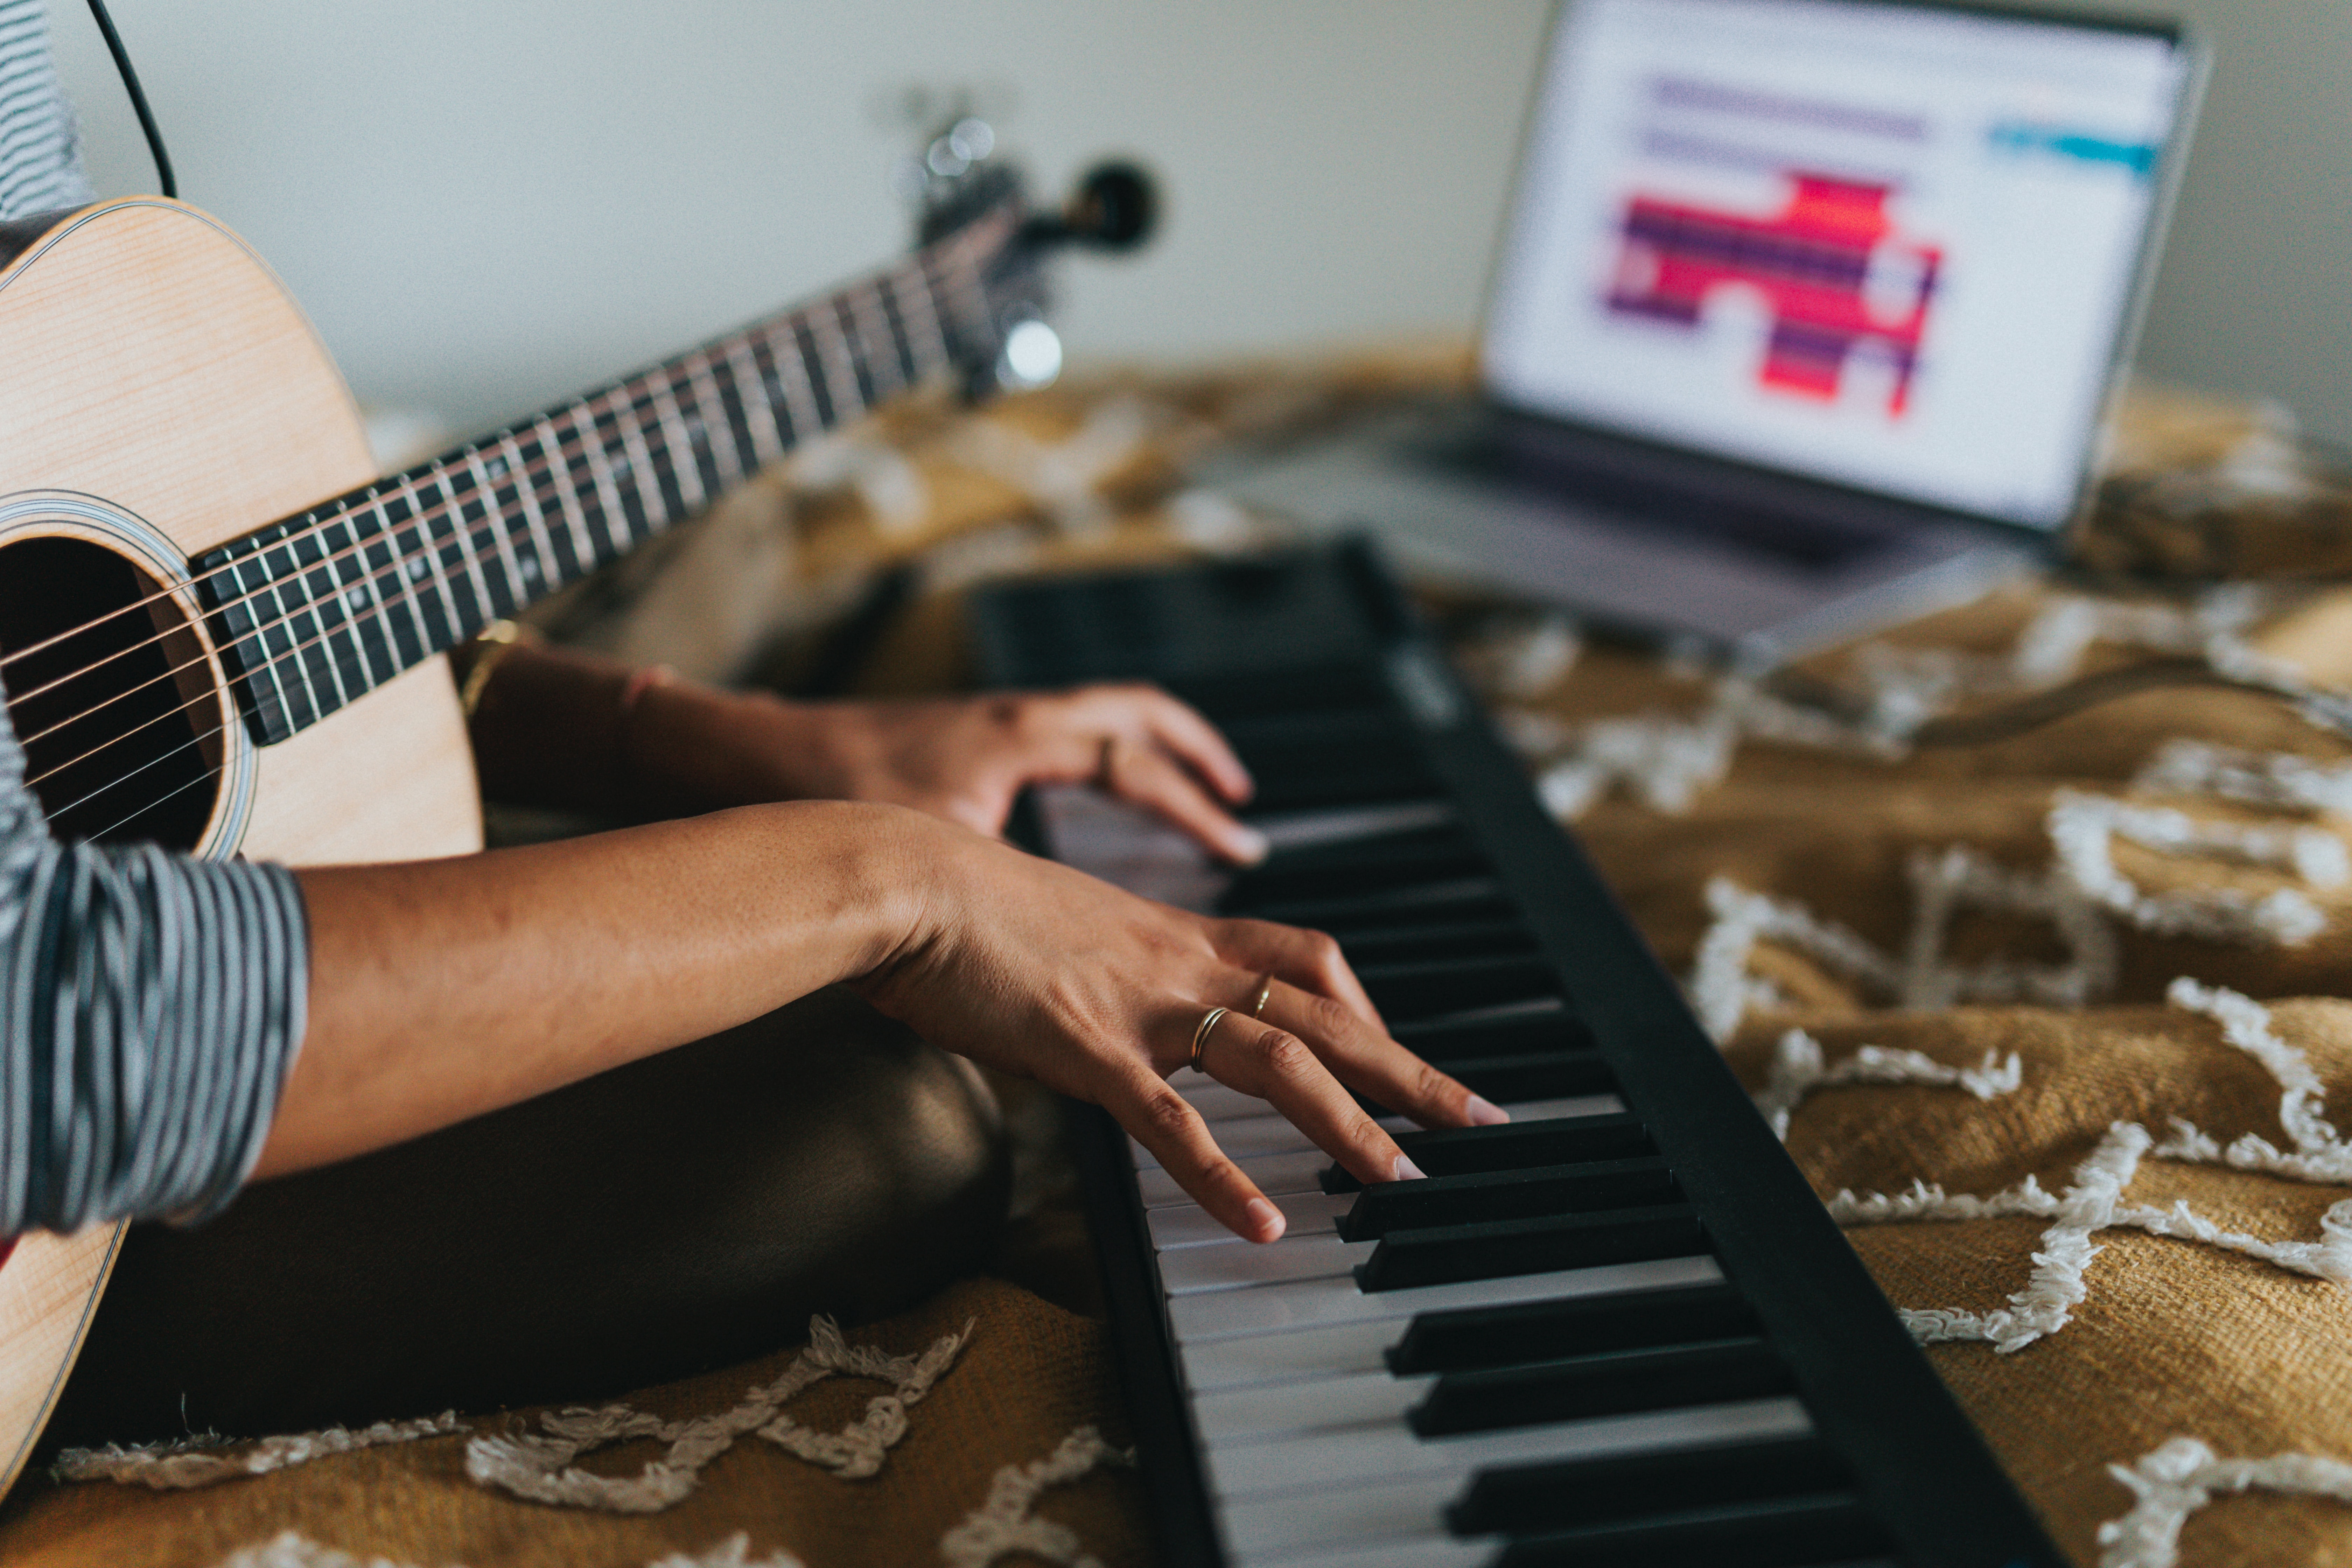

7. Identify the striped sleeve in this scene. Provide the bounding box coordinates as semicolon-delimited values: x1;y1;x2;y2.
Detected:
0;711;312;1237
0;0;91;222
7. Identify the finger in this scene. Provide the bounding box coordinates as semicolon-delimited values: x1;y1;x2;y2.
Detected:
1106;1066;1288;1242
1204;1014;1422;1188
1129;688;1255;805
1063;685;1255;804
1107;743;1269;865
1212;917;1383;1029
1260;979;1508;1130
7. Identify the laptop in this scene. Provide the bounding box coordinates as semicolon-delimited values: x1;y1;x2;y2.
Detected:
1200;0;2205;665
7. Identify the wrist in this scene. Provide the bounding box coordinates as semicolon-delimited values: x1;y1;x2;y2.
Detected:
742;797;953;987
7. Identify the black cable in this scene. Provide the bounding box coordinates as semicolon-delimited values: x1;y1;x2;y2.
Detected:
82;0;175;200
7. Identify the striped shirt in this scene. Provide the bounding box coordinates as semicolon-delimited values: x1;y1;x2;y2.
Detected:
0;0;312;1235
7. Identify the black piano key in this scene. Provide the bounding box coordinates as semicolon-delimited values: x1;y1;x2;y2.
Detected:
1219;826;1489;910
1388;1281;1759;1374
1323;1112;1653;1193
1166;665;1390;723
1390;1009;1598;1062
1495;1492;1889;1568
1354;1202;1705;1291
1339;1156;1674;1240
1408;1335;1788;1435
1335;916;1538;966
1251;878;1516;932
1353;1050;1615;1118
1447;1432;1847;1537
1355;953;1559;1021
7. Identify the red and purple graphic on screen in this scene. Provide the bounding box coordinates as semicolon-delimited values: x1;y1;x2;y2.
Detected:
1605;173;1942;417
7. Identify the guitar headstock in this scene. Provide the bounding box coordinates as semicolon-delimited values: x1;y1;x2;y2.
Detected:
904;116;1157;398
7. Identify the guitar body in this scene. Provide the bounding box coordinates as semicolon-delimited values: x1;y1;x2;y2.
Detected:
0;198;483;1491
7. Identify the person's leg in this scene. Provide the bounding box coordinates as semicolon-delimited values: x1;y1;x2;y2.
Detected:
43;987;1009;1446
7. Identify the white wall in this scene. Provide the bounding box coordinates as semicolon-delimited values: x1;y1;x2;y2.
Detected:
45;1;2352;445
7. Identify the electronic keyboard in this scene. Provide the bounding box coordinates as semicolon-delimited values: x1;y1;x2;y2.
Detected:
970;541;2059;1568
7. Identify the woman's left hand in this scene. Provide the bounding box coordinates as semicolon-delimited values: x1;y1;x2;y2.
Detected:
642;682;1268;864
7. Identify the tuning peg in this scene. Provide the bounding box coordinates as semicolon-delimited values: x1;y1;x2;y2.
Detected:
1030;162;1158;251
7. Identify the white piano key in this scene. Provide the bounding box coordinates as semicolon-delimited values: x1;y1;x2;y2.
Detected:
1235;1537;1490;1568
1254;799;1457;851
1195;1369;1432;1442
1204;1395;1810;1500
1159;1233;1376;1295
1180;1080;1282;1122
1131;1095;1625;1169
1221;1475;1464;1560
1150;1191;1353;1250
1180;1318;1398;1392
1171;1254;1723;1342
1138;1150;1329;1208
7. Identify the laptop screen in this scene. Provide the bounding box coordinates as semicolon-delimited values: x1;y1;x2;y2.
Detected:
1481;0;2193;530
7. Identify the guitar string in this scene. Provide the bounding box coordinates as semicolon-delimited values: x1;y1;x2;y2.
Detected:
4;240;997;775
25;243;1006;831
0;231;999;725
0;211;1007;691
0;213;1006;693
11;249;994;804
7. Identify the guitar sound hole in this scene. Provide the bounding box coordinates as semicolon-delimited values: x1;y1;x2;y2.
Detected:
0;536;223;849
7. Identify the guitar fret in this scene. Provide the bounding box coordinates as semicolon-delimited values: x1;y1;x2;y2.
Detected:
682;350;749;488
286;522;355;714
532;413;601;572
761;324;824;444
464;447;535;609
501;427;572;589
890;262;952;380
722;336;786;467
442;460;512;623
362;486;428;669
388;479;461;650
585;400;655;543
848;281;905;400
832;295;882;409
420;465;490;635
643;373;709;512
807;308;864;425
922;251;988;373
321;511;392;690
565;400;632;565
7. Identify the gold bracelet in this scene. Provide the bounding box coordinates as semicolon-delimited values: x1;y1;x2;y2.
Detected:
456;619;532;720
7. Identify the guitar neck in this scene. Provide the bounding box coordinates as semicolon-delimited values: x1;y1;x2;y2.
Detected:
193;209;1014;747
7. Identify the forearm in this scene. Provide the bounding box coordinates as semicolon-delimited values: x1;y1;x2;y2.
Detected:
462;639;820;819
256;799;924;1179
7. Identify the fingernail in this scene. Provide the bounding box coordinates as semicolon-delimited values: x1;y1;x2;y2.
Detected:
1228;824;1269;864
1465;1095;1510;1126
1245;1198;1286;1241
1393;1154;1428;1182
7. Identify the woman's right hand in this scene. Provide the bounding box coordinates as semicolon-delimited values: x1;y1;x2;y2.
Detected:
853;814;1507;1244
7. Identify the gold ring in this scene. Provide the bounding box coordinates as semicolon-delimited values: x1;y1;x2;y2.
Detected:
1250;975;1275;1019
1190;1006;1229;1075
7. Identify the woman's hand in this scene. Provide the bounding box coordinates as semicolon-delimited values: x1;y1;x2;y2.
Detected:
639;681;1269;864
469;644;1264;863
855;816;1506;1243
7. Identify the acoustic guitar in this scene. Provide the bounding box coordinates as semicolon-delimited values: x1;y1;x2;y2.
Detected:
0;148;1152;1491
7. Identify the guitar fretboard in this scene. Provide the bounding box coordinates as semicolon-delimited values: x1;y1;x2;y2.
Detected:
194;211;1011;745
